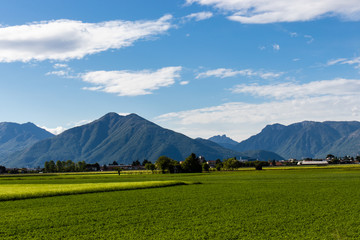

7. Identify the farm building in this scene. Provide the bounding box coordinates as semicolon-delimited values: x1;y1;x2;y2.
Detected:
297;160;328;165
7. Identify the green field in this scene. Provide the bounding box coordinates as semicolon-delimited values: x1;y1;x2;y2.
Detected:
1;166;360;239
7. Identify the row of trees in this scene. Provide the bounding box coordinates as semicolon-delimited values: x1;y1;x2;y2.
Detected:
154;153;207;173
44;160;100;173
221;158;269;170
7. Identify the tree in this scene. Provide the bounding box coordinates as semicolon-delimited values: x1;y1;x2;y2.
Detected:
202;162;210;172
0;165;6;174
132;160;141;166
112;161;118;165
64;160;75;172
45;160;56;172
145;163;156;172
155;156;173;173
254;163;263;170
223;158;240;170
181;153;202;173
103;164;108;171
56;160;63;172
272;159;276;166
76;161;86;172
142;159;150;166
215;162;222;171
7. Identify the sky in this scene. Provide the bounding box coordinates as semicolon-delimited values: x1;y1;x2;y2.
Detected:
1;0;360;142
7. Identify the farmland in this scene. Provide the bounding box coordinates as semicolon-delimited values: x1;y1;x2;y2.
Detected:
1;166;360;239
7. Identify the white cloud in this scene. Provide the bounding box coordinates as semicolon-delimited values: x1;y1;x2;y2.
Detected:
156;95;360;141
46;63;77;78
304;35;314;44
81;66;182;96
180;81;190;85
196;68;283;79
53;63;68;69
272;44;280;51
0;15;173;62
183;11;214;22
232;79;360;100
46;70;68;77
40;119;91;135
186;0;360;23
41;125;67;135
327;57;360;69
156;77;360;140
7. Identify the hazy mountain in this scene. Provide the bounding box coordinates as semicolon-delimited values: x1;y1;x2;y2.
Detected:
241;150;284;161
235;121;360;159
0;122;54;162
208;134;239;149
6;113;244;168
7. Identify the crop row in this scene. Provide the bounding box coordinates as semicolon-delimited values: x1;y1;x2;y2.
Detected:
0;180;194;201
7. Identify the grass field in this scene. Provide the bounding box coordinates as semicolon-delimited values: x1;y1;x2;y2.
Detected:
1;166;360;239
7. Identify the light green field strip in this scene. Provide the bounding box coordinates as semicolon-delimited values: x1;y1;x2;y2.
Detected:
0;180;195;201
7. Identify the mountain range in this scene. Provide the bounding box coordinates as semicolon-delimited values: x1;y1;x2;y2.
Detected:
2;113;249;168
2;113;360;168
209;121;360;160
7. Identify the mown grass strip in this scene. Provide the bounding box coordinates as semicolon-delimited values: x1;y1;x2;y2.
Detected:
0;180;197;201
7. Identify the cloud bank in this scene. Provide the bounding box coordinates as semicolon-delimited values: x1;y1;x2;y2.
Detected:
81;66;182;96
196;68;283;79
156;78;360;140
0;15;172;62
186;0;360;23
232;79;360;99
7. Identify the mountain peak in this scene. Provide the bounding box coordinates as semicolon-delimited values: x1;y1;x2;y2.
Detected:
103;112;120;118
208;134;239;146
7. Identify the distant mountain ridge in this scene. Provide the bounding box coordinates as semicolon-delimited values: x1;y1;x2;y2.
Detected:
208;135;238;149
0;122;54;161
234;121;360;159
4;113;245;168
208;135;284;160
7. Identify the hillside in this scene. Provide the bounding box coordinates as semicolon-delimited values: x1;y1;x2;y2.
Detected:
207;135;283;160
6;113;244;168
0;122;54;162
235;121;360;159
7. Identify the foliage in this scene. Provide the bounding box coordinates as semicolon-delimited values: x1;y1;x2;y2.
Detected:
132;160;141;166
202;162;210;172
45;160;87;172
155;156;180;173
222;157;240;170
145;163;155;171
142;159;150;166
0;165;6;174
181;153;202;173
254;164;263;170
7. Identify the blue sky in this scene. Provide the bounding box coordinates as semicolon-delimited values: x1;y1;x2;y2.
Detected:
1;0;360;141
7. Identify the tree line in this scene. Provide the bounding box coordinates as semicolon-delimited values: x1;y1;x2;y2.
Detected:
44;160;100;173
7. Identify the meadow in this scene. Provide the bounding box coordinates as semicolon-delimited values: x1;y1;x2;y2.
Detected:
1;166;360;239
